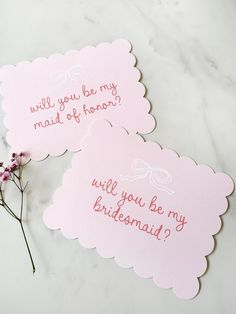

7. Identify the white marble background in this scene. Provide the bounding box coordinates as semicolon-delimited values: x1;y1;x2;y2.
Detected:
0;0;236;313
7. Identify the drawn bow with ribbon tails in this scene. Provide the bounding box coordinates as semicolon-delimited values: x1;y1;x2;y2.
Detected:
51;65;86;86
120;159;175;195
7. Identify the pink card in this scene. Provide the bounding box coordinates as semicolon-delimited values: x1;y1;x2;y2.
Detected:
0;39;155;160
43;120;234;299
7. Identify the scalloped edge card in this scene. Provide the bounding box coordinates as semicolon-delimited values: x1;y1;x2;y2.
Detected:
0;39;155;160
43;120;234;299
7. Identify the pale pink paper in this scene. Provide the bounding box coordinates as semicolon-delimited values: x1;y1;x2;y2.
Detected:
0;39;155;160
43;120;234;299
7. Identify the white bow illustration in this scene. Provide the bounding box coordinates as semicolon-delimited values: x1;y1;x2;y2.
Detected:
51;65;85;86
120;159;175;195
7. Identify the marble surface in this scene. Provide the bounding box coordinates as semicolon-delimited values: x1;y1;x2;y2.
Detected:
0;0;236;313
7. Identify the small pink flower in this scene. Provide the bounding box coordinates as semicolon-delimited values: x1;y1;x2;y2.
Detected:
0;171;10;182
10;161;18;171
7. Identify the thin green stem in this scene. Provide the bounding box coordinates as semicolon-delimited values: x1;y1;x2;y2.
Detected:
11;175;21;191
18;166;35;274
20;190;24;220
0;160;36;274
19;221;35;274
0;188;19;220
13;173;20;180
1;203;19;220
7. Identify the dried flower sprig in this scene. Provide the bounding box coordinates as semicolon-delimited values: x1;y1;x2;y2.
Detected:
0;152;35;274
